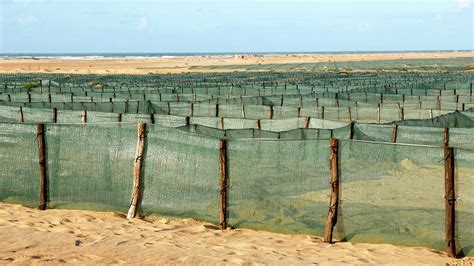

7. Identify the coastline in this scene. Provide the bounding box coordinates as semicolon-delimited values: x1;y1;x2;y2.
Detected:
0;51;472;75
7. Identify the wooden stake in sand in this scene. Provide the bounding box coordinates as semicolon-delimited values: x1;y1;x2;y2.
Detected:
444;146;456;258
19;107;24;122
349;121;355;139
52;108;57;123
81;110;87;124
219;139;228;229
127;123;147;220
304;117;311;129
444;128;449;147
37;124;47;210
392;124;398;143
324;138;339;243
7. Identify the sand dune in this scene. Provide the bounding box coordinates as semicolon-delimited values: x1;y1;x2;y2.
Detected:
0;204;472;265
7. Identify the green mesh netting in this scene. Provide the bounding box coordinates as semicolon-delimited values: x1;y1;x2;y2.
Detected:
0;123;39;207
140;125;221;224
227;139;330;235
455;149;474;257
45;123;136;212
334;141;445;250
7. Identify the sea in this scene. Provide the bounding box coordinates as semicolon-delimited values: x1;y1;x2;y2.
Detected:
0;50;470;60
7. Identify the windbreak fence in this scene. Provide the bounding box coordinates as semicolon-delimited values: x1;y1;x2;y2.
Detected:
0;122;472;257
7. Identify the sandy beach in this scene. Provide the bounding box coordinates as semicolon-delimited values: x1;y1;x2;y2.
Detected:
0;51;473;75
0;204;471;265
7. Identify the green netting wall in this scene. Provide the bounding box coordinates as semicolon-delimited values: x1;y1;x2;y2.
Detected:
140;126;221;224
455;149;474;257
227;139;330;235
335;141;446;250
0;123;39;207
45;124;136;212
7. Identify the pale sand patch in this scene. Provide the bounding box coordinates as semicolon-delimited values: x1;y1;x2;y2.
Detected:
0;51;472;75
0;203;472;265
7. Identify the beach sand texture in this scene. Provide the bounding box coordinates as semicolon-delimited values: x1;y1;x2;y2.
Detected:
1;203;473;265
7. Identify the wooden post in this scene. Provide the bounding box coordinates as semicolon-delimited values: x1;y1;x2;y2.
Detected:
117;113;122;123
400;107;405;120
37;124;47;210
19;107;24;122
324;138;339;243
256;119;261;130
167;102;171;115
190;103;194;117
377;104;381;123
52;108;57;123
219;139;228;229
296;107;301;118
321;106;325;119
429;109;433;119
241;104;246;118
269;106;274;119
185;116;190;126
219;116;224;129
444;128;449;147
48;93;51;103
444;146;456;257
350;121;355;139
150;113;155;124
215;104;219;117
81;110;87;124
304;117;311;129
127;123;147;220
348;107;352;122
392;124;398;143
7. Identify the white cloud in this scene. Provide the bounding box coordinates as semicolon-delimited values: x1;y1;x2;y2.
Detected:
457;0;471;10
18;15;38;25
137;16;148;30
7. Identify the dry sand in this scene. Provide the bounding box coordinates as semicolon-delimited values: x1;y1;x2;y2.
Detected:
0;51;473;75
0;204;472;265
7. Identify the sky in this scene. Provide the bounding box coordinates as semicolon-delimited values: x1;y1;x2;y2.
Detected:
0;0;472;53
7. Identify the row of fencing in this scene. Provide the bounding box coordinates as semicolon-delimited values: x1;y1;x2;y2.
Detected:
1;92;474;107
0;122;472;257
0;72;473;258
1;101;473;121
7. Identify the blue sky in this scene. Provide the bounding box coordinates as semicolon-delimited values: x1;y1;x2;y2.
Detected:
0;0;472;53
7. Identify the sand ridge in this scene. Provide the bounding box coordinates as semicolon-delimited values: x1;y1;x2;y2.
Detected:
0;203;472;265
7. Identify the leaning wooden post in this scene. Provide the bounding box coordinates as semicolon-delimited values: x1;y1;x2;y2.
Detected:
37;124;47;210
127;123;147;220
304;117;311;129
219;139;228;229
19;107;24;122
392;124;398;143
444;146;456;257
324;138;339;243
